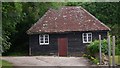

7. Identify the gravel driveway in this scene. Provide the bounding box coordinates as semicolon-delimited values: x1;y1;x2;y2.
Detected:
2;56;89;67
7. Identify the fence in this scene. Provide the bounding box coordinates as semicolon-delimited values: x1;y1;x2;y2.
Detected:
99;35;119;67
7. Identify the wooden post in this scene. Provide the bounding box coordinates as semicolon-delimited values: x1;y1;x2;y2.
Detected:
99;35;102;65
29;36;31;56
112;36;115;66
29;46;31;56
108;35;111;66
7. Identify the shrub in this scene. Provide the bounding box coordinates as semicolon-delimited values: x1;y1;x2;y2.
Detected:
91;58;99;65
87;39;108;56
115;44;120;55
83;54;99;64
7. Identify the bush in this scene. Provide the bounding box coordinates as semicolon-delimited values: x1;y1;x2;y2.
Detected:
115;44;120;55
87;39;108;56
83;54;99;64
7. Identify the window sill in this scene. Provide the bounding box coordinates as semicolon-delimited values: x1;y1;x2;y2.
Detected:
39;43;49;45
83;42;92;43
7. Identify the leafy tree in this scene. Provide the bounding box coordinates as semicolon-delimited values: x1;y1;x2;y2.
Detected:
66;2;120;54
2;2;66;55
2;3;20;52
2;2;120;55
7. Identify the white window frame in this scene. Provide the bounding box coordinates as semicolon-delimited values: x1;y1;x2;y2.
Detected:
39;34;49;45
82;33;92;43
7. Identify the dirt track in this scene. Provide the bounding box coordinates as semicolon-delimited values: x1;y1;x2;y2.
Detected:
2;56;89;66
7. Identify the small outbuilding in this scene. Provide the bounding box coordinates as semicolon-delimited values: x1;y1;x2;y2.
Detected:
27;6;110;56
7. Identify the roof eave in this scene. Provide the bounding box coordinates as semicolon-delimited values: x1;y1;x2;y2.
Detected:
80;6;111;31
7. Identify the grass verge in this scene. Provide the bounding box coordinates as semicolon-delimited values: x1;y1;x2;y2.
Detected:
0;60;13;68
111;55;120;65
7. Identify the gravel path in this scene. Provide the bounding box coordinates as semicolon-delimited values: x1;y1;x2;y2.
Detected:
2;56;90;67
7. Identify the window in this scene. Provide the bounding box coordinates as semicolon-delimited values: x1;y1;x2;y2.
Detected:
39;34;49;45
82;33;92;43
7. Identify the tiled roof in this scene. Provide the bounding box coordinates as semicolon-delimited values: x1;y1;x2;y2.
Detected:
27;6;110;34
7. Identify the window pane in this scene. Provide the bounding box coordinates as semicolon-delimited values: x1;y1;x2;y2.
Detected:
39;35;44;44
88;34;91;37
40;35;44;39
45;35;49;43
83;36;87;42
84;37;87;40
84;39;87;42
83;33;92;43
45;40;48;43
40;38;44;40
45;37;48;40
40;40;44;43
40;35;44;37
45;35;48;37
83;33;87;37
88;37;91;41
39;34;49;45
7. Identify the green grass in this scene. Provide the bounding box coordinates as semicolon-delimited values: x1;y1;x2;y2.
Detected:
0;60;13;68
115;56;120;65
111;55;120;65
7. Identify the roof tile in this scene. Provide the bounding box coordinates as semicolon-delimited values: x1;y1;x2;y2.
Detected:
27;6;110;34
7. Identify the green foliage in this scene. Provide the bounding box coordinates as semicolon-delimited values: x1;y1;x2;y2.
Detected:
2;3;21;52
2;36;11;52
2;2;66;55
1;60;13;68
115;44;120;55
87;39;108;56
2;2;120;56
91;58;99;65
66;2;120;54
83;54;99;64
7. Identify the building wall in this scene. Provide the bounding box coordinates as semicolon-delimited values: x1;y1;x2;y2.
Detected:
29;31;108;56
29;34;58;56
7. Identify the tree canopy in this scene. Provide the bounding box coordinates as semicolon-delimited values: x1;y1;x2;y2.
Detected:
2;2;120;55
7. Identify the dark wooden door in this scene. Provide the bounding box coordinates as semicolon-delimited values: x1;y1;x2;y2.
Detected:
58;38;68;56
